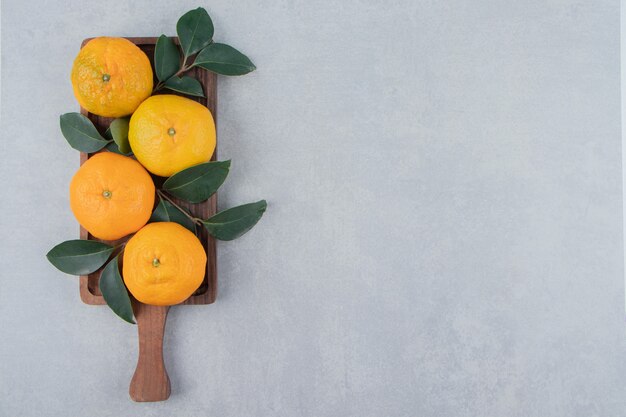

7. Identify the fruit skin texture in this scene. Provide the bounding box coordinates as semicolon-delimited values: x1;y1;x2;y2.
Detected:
123;222;207;306
129;95;216;177
71;37;153;118
69;152;155;241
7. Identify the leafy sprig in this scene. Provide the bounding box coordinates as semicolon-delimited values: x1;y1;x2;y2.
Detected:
152;7;256;96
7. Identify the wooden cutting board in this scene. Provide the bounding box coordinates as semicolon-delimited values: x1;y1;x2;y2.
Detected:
77;37;218;402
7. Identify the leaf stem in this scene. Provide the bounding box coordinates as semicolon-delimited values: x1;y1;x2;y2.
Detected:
152;63;193;93
113;243;126;251
107;242;126;263
156;190;203;224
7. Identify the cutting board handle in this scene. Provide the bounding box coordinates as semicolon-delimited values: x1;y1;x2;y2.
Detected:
129;303;171;402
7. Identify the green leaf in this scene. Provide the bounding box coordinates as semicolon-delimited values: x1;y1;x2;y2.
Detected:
154;35;180;82
99;256;135;324
60;113;110;152
149;197;196;232
201;200;267;241
46;240;114;275
110;117;131;154
164;75;204;97
177;7;214;60
105;141;131;155
163;160;230;203
102;126;133;156
105;126;131;155
193;43;256;76
103;127;113;140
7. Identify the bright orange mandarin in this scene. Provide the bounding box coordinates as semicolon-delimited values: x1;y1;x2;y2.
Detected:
71;37;153;117
69;152;155;241
128;95;216;177
123;222;207;306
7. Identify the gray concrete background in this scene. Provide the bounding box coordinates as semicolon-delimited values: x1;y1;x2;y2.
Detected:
0;1;624;416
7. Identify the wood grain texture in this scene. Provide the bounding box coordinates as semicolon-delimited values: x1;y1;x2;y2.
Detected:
129;303;171;402
78;37;218;306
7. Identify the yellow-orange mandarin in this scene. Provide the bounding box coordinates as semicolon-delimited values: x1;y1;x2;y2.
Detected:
69;152;155;241
129;95;216;177
123;222;207;306
71;37;153;117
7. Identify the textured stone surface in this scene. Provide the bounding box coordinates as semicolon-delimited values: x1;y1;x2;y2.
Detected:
0;1;623;416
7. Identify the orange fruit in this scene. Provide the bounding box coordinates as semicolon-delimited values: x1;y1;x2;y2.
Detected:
71;37;153;117
128;95;216;177
69;152;155;241
123;222;207;306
